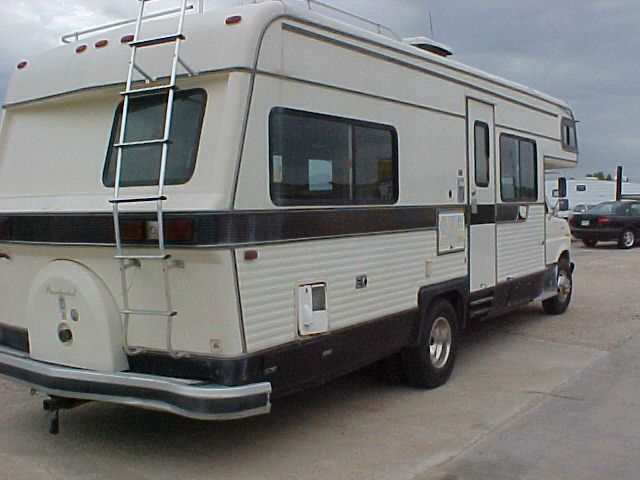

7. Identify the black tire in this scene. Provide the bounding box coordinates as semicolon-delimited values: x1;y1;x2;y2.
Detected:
582;239;597;247
542;258;573;315
619;228;636;249
402;298;458;389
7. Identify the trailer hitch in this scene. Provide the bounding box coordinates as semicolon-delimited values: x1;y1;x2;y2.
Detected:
42;396;87;435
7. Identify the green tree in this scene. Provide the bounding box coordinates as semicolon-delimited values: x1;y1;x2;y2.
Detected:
587;171;606;180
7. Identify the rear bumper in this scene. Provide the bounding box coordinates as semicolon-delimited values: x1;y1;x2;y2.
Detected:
570;227;622;241
0;348;271;420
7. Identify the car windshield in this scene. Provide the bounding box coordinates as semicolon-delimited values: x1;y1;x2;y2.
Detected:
589;202;626;215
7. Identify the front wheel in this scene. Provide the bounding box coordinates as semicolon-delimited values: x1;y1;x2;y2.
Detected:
542;259;573;315
619;229;636;249
402;298;459;389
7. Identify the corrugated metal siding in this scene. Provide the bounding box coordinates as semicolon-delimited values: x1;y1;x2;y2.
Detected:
497;205;545;282
236;231;467;352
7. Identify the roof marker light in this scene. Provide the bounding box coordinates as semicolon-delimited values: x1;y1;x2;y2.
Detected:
226;15;242;25
95;40;109;49
76;45;88;54
17;61;28;70
121;34;135;44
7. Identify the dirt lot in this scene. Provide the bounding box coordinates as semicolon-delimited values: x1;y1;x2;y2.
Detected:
1;242;639;480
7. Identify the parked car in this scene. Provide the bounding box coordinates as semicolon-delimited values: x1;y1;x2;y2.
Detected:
570;201;640;248
572;204;594;214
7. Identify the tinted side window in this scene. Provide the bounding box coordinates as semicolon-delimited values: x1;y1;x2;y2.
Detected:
103;89;207;187
629;204;640;216
269;108;398;206
474;121;490;187
500;135;538;202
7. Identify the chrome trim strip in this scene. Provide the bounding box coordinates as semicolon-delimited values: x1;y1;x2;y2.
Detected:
0;351;271;420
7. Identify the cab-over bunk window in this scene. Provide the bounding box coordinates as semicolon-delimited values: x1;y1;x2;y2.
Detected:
269;108;398;206
561;117;578;153
500;134;538;202
103;89;207;187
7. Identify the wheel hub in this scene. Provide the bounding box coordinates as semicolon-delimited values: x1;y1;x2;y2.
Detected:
557;271;572;303
429;317;452;369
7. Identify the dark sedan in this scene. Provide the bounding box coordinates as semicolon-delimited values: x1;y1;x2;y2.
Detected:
570;201;640;249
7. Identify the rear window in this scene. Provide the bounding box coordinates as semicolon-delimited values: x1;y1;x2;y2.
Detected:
103;89;207;187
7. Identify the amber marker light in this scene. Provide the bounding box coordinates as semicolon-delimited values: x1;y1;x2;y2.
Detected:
121;34;135;44
95;40;109;49
76;45;88;54
17;61;28;70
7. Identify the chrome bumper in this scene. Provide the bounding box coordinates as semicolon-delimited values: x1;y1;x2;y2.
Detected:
0;349;271;420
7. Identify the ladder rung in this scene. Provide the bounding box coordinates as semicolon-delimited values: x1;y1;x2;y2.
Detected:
131;33;185;48
121;309;178;317
122;84;176;97
116;254;172;260
115;138;170;148
110;196;167;204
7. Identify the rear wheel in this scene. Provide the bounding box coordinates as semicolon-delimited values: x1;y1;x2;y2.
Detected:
582;239;597;247
402;298;458;388
542;258;572;315
619;229;636;249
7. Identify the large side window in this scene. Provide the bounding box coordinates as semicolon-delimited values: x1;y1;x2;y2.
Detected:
103;89;207;187
269;108;398;206
500;134;538;202
474;121;490;187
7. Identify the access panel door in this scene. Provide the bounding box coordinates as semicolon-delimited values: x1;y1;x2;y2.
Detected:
467;99;497;292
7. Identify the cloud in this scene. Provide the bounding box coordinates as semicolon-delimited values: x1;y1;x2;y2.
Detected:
1;0;639;180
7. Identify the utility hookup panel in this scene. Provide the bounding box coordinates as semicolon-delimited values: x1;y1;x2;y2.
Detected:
297;283;329;336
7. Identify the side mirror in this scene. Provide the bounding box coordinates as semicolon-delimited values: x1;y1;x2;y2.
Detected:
558;199;569;212
557;177;567;198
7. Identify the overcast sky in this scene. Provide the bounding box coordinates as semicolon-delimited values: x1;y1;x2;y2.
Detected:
1;0;639;180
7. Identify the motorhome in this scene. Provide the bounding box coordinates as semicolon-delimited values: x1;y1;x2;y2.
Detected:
546;177;640;217
0;0;578;430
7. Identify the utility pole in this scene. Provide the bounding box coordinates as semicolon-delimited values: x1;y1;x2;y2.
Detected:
616;165;623;201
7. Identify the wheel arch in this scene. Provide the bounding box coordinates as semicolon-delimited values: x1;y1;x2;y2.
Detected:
412;277;468;348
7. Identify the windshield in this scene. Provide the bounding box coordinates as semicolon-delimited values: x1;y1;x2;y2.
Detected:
589;202;626;215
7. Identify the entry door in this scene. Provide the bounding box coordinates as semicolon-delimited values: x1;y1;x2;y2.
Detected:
467;99;497;292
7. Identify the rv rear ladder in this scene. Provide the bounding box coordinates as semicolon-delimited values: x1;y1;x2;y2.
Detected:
111;0;193;359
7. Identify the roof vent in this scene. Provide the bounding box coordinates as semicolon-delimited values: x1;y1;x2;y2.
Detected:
403;37;453;57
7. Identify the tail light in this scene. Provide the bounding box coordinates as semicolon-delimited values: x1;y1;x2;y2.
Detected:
597;217;611;225
120;220;146;241
120;219;194;243
0;218;10;241
163;219;194;243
